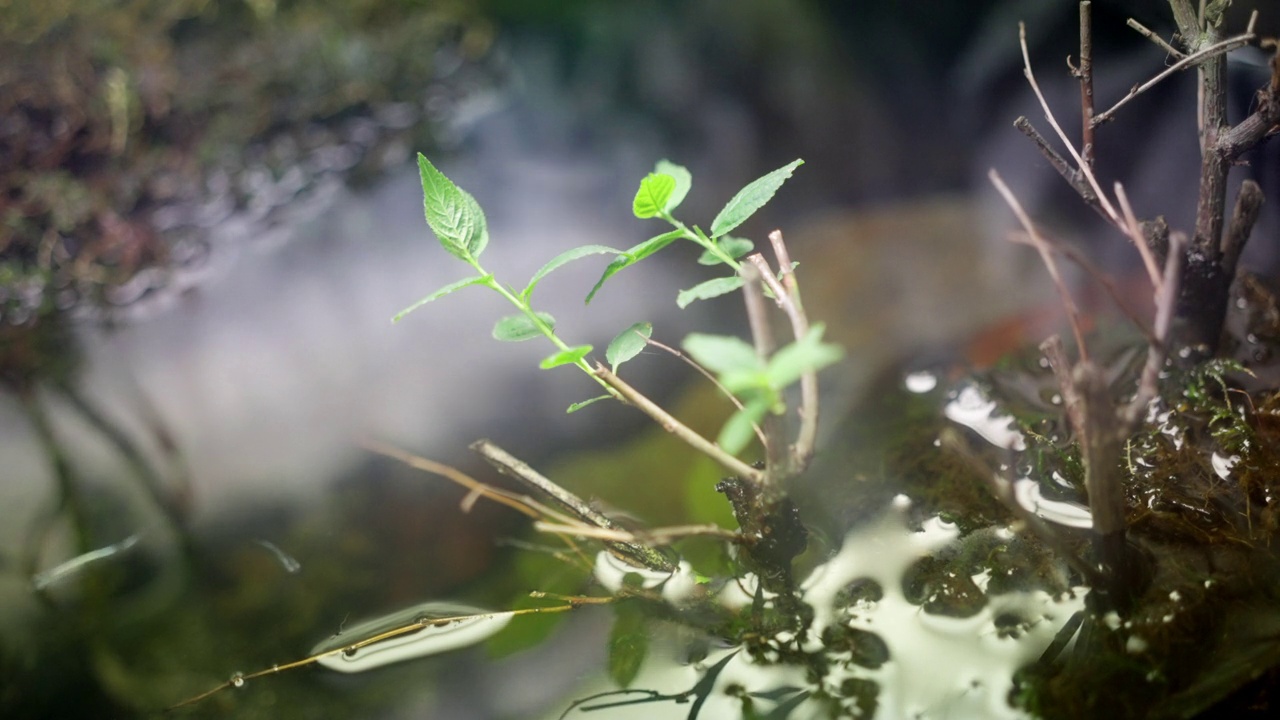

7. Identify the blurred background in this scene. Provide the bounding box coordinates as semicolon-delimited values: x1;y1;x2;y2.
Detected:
2;0;1278;717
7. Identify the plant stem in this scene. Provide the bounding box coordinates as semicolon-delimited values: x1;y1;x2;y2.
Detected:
481;272;623;400
659;211;742;270
592;363;765;485
1078;1;1096;170
471;439;675;572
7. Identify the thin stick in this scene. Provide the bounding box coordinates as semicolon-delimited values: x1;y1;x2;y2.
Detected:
1113;182;1164;290
1007;231;1156;343
1018;22;1122;227
362;439;548;520
533;522;740;545
740;261;785;475
1125;233;1185;426
1078;1;1096;170
640;334;768;450
1014;117;1107;219
592;363;765;485
470;439;675;572
990;169;1090;362
1127;18;1185;59
1092;18;1257;127
767;231;821;472
167;603;584;710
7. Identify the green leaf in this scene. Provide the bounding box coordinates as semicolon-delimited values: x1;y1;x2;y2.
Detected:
682;333;760;374
766;323;844;388
607;602;650;688
418;154;489;261
697;236;754;265
522;244;623;301
606;322;653;372
567;395;610;413
584;230;683;304
709;159;803;238
392;274;493;322
493;312;555;342
540;344;592;369
632;173;676;219
676;276;744;308
717;397;772;456
655;160;692;212
628;229;685;263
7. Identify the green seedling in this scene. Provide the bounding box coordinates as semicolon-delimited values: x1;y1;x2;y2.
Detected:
395;154;839;475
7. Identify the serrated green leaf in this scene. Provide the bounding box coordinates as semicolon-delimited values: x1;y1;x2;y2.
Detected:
655;160;692;212
766;323;844;388
418;154;489;261
522;244;623;301
633;173;676;219
683;333;760;374
709;159;803;238
392;274;493;322
567;395;610;413
584;230;683;304
607;602;650;688
540;344;593;369
493;312;555;342
676;276;745;308
717;397;772;456
697;236;754;265
606;322;653;372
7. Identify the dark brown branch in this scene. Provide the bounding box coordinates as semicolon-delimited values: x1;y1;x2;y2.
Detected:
1221;180;1264;278
1014;116;1107;221
1127;18;1184;59
1078;2;1096;170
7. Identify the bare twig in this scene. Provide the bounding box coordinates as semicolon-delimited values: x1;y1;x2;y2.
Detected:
1127;17;1185;59
1125;233;1186;426
1014;117;1107;220
1092;19;1256;127
740;261;785;475
471;439;676;572
1113;182;1164;290
592;363;766;485
1018;22;1122;227
363;439;548;520
1007;231;1156;343
533;522;740;545
1040;335;1085;437
990;169;1090;361
760;230;822;472
640;334;768;450
1221;180;1264;279
1078;2;1096;169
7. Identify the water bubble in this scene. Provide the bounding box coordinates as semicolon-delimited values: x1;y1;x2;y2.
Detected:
904;371;938;393
230;672;245;688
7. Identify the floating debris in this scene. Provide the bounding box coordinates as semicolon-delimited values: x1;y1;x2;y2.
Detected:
254;540;302;574
32;532;143;591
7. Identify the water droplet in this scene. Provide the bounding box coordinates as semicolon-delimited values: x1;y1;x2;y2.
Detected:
904;371;937;393
230;672;245;688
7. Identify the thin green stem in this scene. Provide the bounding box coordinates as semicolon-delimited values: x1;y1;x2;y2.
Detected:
659;212;742;270
477;267;622;400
